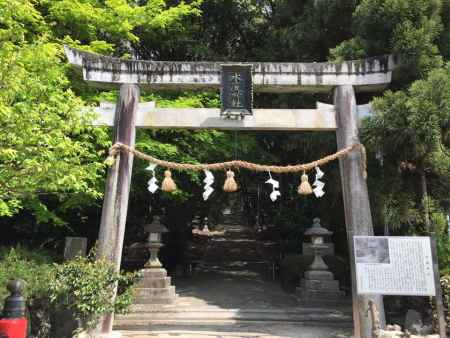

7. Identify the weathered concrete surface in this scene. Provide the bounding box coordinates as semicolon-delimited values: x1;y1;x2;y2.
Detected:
65;46;398;93
90;102;375;131
93;106;337;131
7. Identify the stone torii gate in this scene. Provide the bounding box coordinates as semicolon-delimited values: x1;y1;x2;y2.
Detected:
65;46;398;338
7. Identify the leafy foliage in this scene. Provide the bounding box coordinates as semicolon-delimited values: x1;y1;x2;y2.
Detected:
48;254;137;330
0;246;53;301
359;63;449;236
0;41;109;218
332;0;443;77
440;274;450;322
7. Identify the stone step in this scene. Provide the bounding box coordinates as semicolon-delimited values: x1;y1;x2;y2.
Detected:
114;312;353;330
129;304;178;312
301;279;340;290
297;289;346;302
134;294;178;305
199;261;271;270
135;286;176;298
123;306;350;315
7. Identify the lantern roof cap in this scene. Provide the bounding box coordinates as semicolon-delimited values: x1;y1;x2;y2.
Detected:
304;218;333;236
144;216;169;233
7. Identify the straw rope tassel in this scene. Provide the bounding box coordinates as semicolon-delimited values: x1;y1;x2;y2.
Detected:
162;170;177;192
223;170;238;192
104;155;116;167
298;172;313;195
104;143;121;167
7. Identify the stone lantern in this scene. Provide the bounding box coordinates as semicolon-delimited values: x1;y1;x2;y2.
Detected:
134;215;176;305
307;218;332;272
202;217;210;233
297;218;344;302
143;216;168;268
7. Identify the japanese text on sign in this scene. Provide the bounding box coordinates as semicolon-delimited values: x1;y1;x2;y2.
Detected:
354;236;435;296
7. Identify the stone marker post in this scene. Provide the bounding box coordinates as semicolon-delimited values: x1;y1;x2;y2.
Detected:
97;84;140;335
63;237;87;260
334;85;386;338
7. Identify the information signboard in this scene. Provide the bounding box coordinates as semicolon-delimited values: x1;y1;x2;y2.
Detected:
354;236;435;296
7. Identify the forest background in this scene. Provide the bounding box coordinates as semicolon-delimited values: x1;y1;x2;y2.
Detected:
0;0;449;275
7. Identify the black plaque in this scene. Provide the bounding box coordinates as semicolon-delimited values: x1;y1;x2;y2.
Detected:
220;64;253;118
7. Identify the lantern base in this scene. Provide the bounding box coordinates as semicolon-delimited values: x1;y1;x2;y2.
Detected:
134;268;177;305
297;257;345;302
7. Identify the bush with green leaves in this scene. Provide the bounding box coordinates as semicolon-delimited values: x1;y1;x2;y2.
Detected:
48;254;137;331
0;246;55;337
0;247;137;336
0;246;53;303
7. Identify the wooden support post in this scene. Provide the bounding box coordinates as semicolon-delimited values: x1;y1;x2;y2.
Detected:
421;171;447;337
430;231;447;337
96;84;140;335
430;234;447;337
334;85;386;338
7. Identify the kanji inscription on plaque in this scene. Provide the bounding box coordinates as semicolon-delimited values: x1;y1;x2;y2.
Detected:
220;65;253;118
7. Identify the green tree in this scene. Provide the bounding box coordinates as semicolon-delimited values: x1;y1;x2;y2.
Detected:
362;63;450;231
331;0;443;77
46;0;202;56
0;41;109;218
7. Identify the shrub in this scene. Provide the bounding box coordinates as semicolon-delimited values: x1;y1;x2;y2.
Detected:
0;246;137;337
0;246;54;337
48;254;137;332
0;246;53;304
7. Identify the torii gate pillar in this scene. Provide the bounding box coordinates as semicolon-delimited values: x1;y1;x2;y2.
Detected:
334;85;385;338
96;84;140;335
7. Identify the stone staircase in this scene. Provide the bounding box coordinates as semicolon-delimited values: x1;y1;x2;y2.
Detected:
114;306;352;329
116;201;352;334
199;223;273;275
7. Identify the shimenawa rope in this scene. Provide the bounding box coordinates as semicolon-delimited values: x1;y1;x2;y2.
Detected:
105;142;368;178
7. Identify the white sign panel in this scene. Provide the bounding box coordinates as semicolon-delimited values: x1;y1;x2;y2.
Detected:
354;236;435;296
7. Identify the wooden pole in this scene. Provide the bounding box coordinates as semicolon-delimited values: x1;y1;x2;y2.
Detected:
97;84;140;334
430;234;447;337
421;171;447;337
334;85;386;338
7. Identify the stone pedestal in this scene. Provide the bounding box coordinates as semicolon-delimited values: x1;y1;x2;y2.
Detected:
298;269;345;302
135;268;176;305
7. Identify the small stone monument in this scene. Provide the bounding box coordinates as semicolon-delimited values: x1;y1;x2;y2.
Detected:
63;237;87;260
297;218;344;302
134;216;176;305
